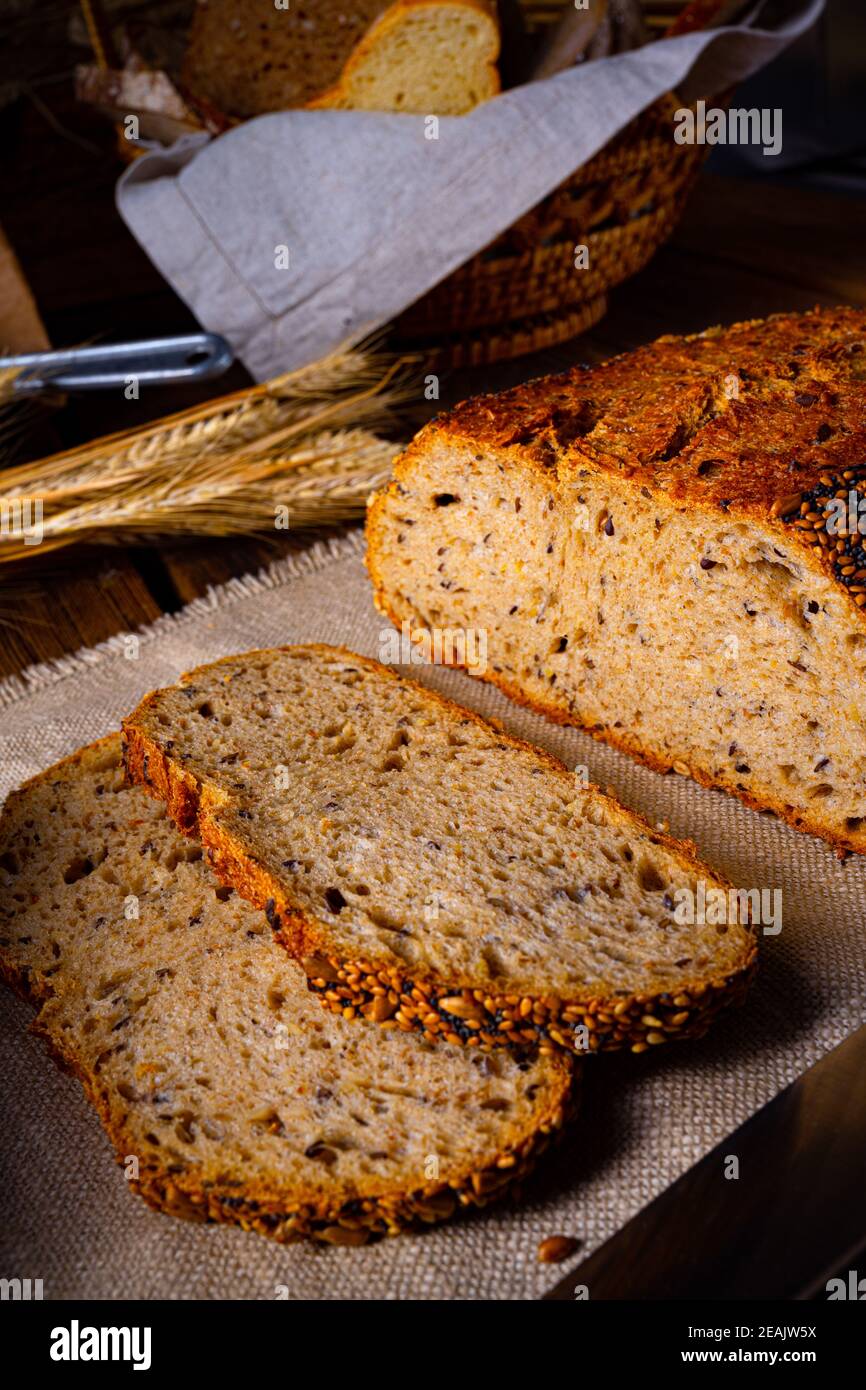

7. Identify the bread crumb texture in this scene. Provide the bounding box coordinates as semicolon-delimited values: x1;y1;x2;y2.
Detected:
123;645;756;1054
367;306;866;857
0;737;571;1244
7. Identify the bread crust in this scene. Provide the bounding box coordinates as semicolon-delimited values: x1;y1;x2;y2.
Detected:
366;306;866;858
123;644;757;1056
0;736;574;1246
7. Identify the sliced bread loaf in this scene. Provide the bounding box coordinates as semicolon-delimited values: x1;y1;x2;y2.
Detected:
123;645;756;1055
0;736;571;1245
366;306;866;857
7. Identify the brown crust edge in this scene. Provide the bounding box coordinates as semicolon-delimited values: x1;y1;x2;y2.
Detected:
130;1080;574;1246
121;644;757;1056
21;988;574;1247
0;736;575;1247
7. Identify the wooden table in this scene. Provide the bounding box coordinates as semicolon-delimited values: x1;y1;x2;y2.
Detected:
2;79;865;679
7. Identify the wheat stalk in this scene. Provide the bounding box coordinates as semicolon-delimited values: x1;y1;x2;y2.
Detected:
0;341;415;569
0;363;46;469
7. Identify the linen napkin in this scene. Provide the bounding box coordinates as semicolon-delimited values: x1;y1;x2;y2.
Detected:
116;0;822;380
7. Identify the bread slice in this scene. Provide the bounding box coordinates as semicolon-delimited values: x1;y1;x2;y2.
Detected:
0;736;572;1245
308;1;500;116
183;0;498;120
123;645;756;1055
367;306;866;857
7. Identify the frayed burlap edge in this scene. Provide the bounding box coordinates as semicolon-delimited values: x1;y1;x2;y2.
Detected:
0;530;366;710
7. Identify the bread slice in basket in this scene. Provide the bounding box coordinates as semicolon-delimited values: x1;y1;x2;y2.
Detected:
0;736;572;1245
366;306;866;857
122;645;757;1055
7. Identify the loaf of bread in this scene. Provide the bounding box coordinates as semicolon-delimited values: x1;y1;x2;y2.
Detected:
367;306;866;857
183;0;499;119
0;736;571;1244
123;645;756;1055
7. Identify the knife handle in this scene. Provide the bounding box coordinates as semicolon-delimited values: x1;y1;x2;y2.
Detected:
7;334;234;395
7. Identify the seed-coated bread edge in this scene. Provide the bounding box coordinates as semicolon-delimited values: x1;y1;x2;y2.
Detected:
122;644;757;1057
0;736;575;1247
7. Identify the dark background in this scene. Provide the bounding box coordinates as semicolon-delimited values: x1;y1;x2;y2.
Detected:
709;0;866;188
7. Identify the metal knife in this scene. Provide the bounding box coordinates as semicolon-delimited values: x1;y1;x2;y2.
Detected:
6;333;233;395
544;1024;866;1299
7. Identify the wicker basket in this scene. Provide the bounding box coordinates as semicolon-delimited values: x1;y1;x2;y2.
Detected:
393;1;731;366
393;91;706;367
80;0;729;368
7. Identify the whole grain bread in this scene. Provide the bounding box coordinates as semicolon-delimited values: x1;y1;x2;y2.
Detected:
123;645;756;1055
183;0;499;119
366;306;866;857
0;736;571;1245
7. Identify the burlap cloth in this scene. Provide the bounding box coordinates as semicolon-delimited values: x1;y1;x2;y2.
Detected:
1;531;864;1300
